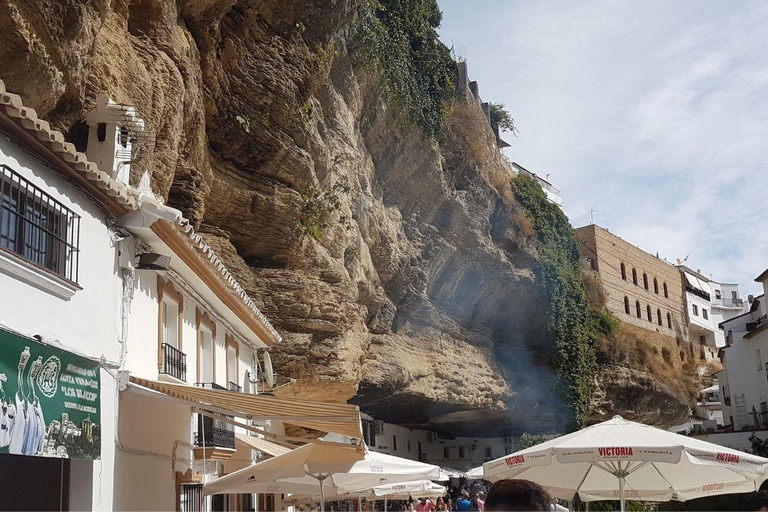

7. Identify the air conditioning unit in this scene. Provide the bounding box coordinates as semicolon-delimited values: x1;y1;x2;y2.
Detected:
428;432;438;443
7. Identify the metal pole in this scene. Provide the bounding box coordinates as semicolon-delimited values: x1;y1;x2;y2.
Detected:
618;476;626;512
384;495;387;512
320;475;326;512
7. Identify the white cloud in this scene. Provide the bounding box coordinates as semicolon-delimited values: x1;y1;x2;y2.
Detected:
439;0;768;293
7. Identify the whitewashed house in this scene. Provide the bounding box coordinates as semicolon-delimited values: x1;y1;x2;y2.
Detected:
0;81;137;509
676;266;745;360
718;271;768;431
0;84;363;511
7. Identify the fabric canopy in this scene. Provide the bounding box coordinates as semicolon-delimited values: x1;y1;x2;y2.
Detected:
128;376;362;439
283;480;447;505
482;416;768;510
235;433;292;457
466;466;483;479
684;272;709;295
206;442;442;512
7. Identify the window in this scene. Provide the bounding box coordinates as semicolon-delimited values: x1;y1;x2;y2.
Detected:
643;273;649;290
196;309;216;385
654;278;659;294
758;350;762;371
621;263;626;280
484;446;492;458
443;446;451;459
732;290;738;300
702;309;708;320
1;165;81;282
667;313;672;329
636;301;641;319
158;278;185;381
692;304;698;316
657;309;662;326
392;435;397;451
226;337;240;391
624;296;630;314
362;421;376;446
663;282;668;298
715;289;721;300
632;268;638;285
407;440;412;453
765;363;768;382
646;305;652;321
459;446;466;458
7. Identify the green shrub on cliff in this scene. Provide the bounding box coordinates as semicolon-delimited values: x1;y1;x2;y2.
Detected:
510;174;598;430
353;0;457;138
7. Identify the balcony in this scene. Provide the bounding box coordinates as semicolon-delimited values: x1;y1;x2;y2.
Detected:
713;297;744;308
194;413;236;460
196;382;226;391
160;343;187;381
685;284;711;302
228;381;242;393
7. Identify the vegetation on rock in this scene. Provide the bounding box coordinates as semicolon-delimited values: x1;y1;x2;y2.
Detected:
510;174;598;430
488;102;518;135
353;0;457;138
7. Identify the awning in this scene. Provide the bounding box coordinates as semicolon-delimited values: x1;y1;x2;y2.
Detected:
684;272;709;294
128;376;362;439
235;433;292;457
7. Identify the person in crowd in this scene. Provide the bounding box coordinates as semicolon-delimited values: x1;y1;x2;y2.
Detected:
745;491;768;511
484;479;552;511
474;492;485;511
415;496;436;512
456;492;472;511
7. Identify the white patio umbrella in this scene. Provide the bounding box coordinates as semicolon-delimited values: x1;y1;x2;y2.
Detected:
205;442;442;512
284;480;446;507
466;466;484;480
483;416;768;512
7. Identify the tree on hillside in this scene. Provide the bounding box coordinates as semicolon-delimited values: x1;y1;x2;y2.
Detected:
488;102;518;135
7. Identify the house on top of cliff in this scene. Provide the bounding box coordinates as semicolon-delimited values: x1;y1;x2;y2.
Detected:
509;162;563;207
675;265;745;351
575;224;690;352
456;61;512;152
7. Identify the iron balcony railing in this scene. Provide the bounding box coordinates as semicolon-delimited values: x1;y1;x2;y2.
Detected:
160;343;187;381
0;164;81;282
228;381;242;393
195;413;235;450
713;297;744;308
196;382;226;391
685;284;711;302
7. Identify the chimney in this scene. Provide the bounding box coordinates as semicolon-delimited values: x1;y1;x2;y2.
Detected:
83;95;145;186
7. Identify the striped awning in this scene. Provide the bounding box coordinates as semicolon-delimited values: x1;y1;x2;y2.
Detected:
235;433;292;457
128;376;362;439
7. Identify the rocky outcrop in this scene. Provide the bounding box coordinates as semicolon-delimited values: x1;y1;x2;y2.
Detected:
0;0;693;436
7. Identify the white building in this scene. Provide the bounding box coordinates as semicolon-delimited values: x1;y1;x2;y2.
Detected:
676;266;745;359
0;83;363;511
0;81;136;510
718;271;768;432
359;414;551;473
509;162;563;207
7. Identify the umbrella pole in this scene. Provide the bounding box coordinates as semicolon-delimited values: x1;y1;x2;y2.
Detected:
618;476;625;512
320;475;326;512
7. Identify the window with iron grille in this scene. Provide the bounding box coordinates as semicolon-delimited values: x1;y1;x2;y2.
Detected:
0;165;80;282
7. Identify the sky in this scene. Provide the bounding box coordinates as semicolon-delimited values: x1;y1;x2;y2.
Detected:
438;0;768;295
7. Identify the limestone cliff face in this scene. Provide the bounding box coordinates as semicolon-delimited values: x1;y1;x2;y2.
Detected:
0;0;691;435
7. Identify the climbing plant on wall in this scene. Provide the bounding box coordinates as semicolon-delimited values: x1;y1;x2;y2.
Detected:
510;174;598;430
353;0;457;139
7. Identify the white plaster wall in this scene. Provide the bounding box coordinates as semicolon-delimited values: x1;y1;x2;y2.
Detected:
691;430;768;452
0;133;122;510
113;391;192;511
366;419;527;471
0;136;122;360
